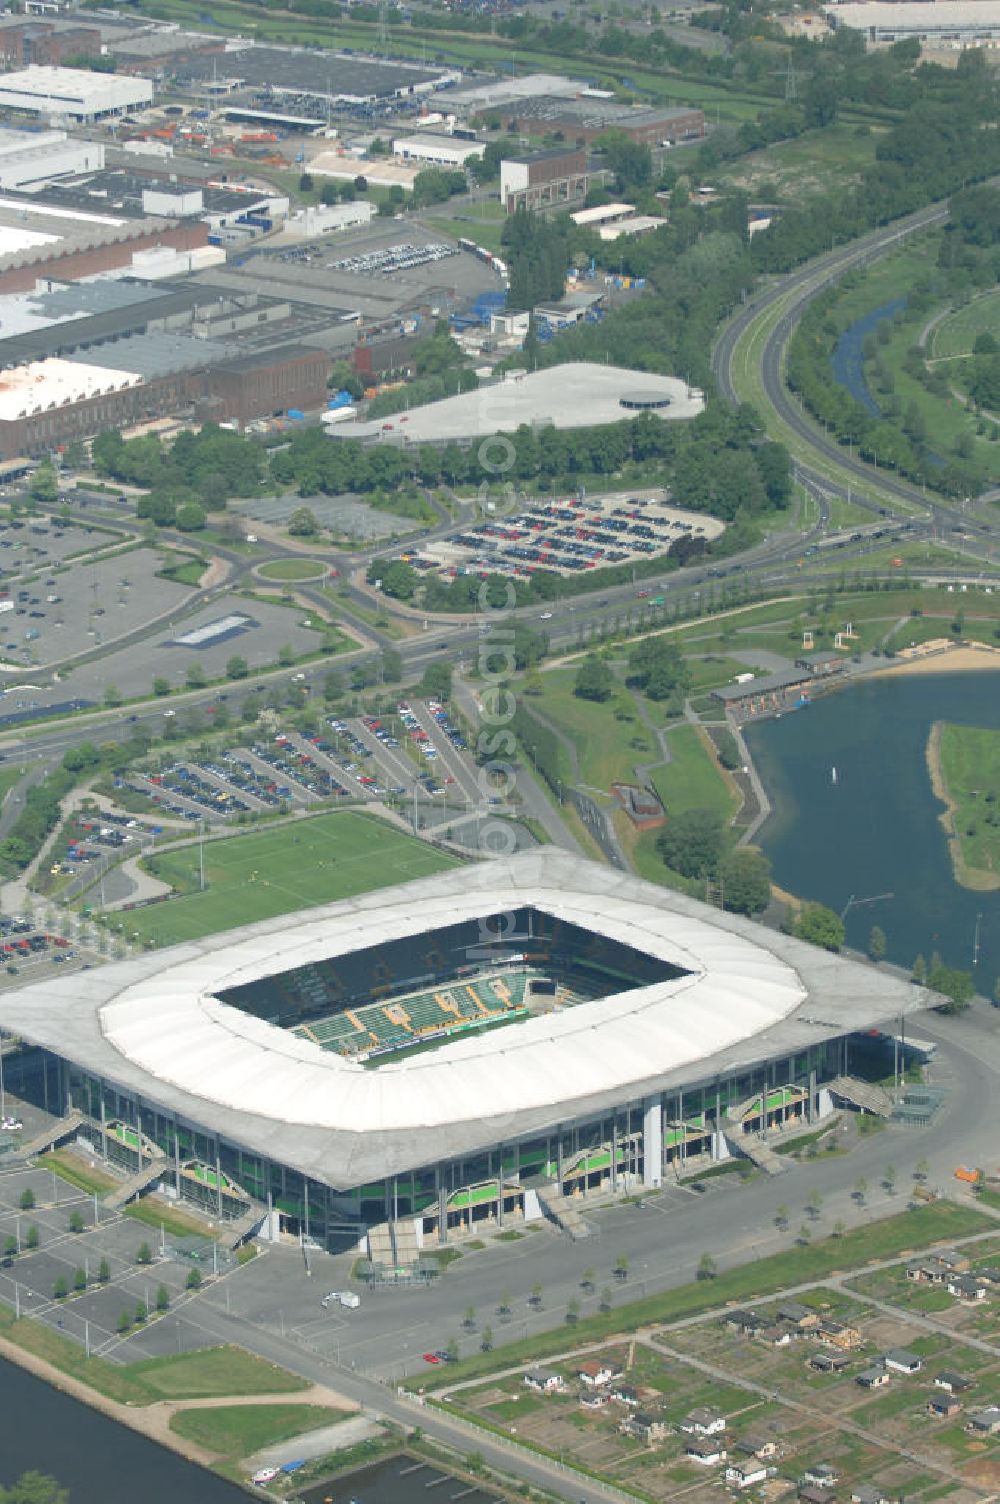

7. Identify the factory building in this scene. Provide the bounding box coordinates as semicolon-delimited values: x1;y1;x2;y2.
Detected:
825;1;1000;47
500;146;590;213
392;134;485;167
0;65;153;123
0;128;104;192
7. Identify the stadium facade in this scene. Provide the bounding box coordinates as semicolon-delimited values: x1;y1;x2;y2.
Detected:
0;851;923;1253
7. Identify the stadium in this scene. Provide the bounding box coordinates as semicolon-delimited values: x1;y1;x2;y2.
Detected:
0;851;922;1259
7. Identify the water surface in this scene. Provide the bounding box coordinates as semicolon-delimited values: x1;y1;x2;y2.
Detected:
746;670;1000;981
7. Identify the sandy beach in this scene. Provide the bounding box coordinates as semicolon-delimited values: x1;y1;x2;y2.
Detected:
868;641;1000;679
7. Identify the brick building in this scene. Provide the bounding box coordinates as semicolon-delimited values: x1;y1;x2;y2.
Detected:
0;19;101;69
0;344;329;458
500;146;589;213
492;99;705;148
0;220;209;295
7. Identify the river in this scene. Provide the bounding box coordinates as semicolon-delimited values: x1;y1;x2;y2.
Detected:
746;670;1000;983
0;1354;246;1502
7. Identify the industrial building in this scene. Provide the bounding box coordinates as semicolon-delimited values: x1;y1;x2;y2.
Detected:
0;17;102;69
173;43;458;109
490;97;706;147
824;1;1000;45
0;850;922;1251
0;65;153;123
500;145;590;213
0;337;328;457
392;134;485;167
332;361;704;444
0;128;104;193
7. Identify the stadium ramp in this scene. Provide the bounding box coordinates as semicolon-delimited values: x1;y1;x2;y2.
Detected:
104;1152;168;1210
826;1075;893;1117
222;1202;266;1250
535;1183;593;1239
17;1109;84;1159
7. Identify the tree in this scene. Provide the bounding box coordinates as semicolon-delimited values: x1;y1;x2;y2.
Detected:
697;1252;717;1281
30;463;58;505
720;846;771;914
277;644;294;668
0;1474;68;1504
797;1222;812;1246
614;1253;629;1281
774;1203;789;1231
64;439;88;471
884;1164;897;1194
928;962;975;1013
573;654;614;702
186;662;206;689
103;683;123;708
288;506;319;536
381;649;403;684
156;1283;170;1312
98;1256;110;1283
19;1188;34;1211
566;1298;581;1323
175;502;206;532
794;902;845;952
462;1304;477;1331
513;622;549;670
853;1176;867;1204
497;1290;512;1319
117;1308;130;1334
298;172;314;193
868;925;887;962
225;656;249;680
152;676;171;697
53;1274;67;1300
581;1266;596;1292
2;1235;16;1264
134;1298;147;1325
656;807;727;881
26;1225;38;1250
136;1241;153;1265
186;1267;202;1290
915;1157;929;1182
627;635;690;702
445;1336;459;1362
832;1218;846;1238
806;1188;822;1220
480;1323;494;1351
73;1266;86;1293
419;661;452;701
599;1285;613;1313
912;953;928;984
68;1210;84;1234
530;1281;543;1307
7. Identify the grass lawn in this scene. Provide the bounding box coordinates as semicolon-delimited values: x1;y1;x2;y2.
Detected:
39;1149;117;1196
169;1403;338;1458
530;668;654;792
131;1346;309;1400
124;1197;222;1239
930;289;1000;359
650;724;740;821
0;762;29;807
129;812;459;945
256;558;328;583
934;721;1000;887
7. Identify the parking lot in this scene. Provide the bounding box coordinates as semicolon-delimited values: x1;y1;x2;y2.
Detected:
327;241;457;277
0;592;328;724
408;491;725;582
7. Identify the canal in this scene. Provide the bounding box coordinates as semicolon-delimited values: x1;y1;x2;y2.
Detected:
746;669;1000;983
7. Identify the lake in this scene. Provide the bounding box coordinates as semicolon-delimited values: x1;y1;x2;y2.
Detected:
0;1354;246;1503
746;669;1000;983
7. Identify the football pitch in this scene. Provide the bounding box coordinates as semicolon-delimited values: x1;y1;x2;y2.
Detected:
126;813;460;947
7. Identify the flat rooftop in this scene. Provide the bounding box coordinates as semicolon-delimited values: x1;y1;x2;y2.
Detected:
174;45;448;103
0;355;141;421
448;72;584;109
334;362;704;444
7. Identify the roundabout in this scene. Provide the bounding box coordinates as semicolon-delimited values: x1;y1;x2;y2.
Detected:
254;558;330;584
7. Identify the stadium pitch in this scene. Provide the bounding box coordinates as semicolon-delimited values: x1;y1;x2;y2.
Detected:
129;812;459;946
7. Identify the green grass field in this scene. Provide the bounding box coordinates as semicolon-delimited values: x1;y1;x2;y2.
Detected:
256;558;328;583
129;813;459;945
650;724;740;821
529;668;655;792
168;1403;337;1458
930;290;1000;360
935;721;1000;888
716;123;883;206
132;1347;309;1400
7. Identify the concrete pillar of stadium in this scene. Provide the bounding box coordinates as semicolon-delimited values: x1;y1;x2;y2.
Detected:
643;1096;662;1188
809;1066;818;1124
436;1166;448;1245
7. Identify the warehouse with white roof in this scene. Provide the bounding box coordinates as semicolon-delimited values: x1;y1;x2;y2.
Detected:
824;1;1000;47
0;65;152;122
0;850;924;1253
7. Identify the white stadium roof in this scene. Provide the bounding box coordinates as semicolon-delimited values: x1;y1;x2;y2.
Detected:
0;850;924;1188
